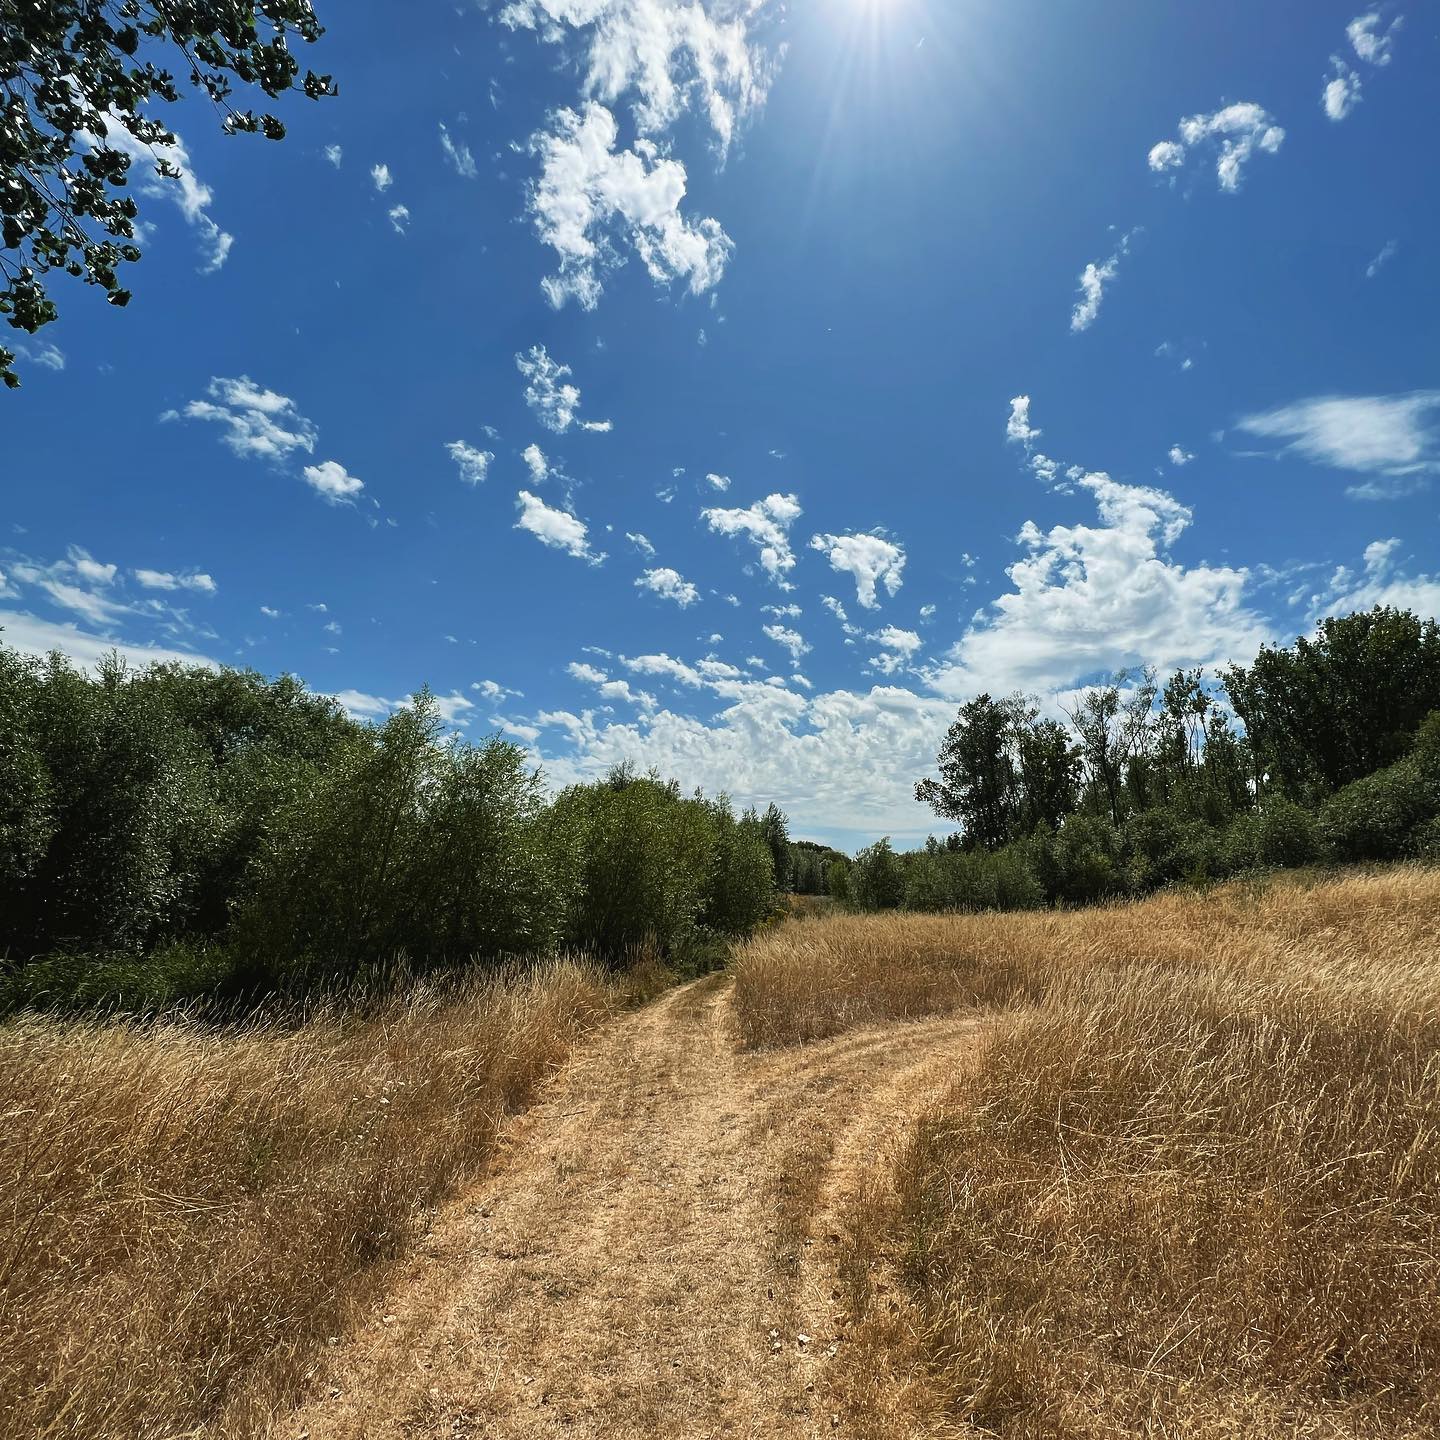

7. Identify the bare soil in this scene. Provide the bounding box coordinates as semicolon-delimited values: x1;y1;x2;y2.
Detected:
282;973;977;1440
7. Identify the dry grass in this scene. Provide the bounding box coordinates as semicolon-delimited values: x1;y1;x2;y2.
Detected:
737;868;1440;1437
0;959;658;1440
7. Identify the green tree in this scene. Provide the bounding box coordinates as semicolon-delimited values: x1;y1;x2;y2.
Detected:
1063;669;1158;827
758;802;791;892
915;693;1019;850
849;837;905;911
1224;608;1440;800
2;1;334;386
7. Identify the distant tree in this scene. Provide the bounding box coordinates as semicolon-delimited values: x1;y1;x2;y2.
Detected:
918;693;1081;848
758;802;791;892
849;837;905;911
915;694;1018;850
1063;669;1158;827
1224;608;1440;800
2;1;334;387
1014;712;1081;833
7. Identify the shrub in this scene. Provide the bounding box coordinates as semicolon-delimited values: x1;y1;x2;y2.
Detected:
850;837;906;911
1319;719;1440;862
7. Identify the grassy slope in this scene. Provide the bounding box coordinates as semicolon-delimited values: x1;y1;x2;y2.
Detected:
735;868;1440;1438
0;960;666;1440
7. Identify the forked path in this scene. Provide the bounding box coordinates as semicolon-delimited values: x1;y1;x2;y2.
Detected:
284;976;979;1440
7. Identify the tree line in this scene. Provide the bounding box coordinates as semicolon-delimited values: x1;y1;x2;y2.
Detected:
0;641;792;1010
833;606;1440;913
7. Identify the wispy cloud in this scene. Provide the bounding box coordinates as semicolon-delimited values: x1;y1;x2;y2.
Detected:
1236;392;1440;495
517;345;611;433
169;376;318;462
1070;230;1138;333
438;122;477;179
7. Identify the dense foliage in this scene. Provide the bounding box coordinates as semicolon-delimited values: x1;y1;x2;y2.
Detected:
0;643;780;1009
1;1;333;387
887;606;1440;916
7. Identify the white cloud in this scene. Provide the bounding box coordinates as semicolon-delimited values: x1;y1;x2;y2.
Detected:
517;345;610;433
388;203;411;234
12;337;65;372
432;691;477;725
869;625;922;675
702;492;802;588
134;568;217;594
529;673;958;843
928;472;1271;699
1236;392;1440;489
515;490;603;562
1006;394;1040;449
371;163;393;192
568;661;609;684
1314;537;1440;623
260;605;280;618
763;623;810;662
334;689;398;721
94;115;233;272
1366;240;1398;278
705;472;731;491
761;603;802;619
1323;59;1363;121
626;531;656;556
1168;445;1195;467
497;0;777;157
302;460;366;505
523;443;550;483
447;440;495;485
1148;102;1286;191
822;594;859;635
0;610;218;673
809;531;906;609
1070;231;1137;334
636;566;700;606
172;376;318;462
1348;12;1402;66
472;678;524;702
67;547;117;586
528;102;732;310
324;144;343;168
438;122;478;179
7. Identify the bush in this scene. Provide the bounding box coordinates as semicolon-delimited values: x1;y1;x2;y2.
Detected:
850;838;906;911
1046;814;1123;904
1319;719;1440;862
1122;807;1222;890
548;767;730;965
1221;798;1325;873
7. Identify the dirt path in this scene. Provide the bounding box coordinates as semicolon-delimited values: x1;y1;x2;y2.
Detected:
283;976;979;1440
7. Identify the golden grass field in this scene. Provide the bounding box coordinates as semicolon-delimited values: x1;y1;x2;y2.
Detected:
0;960;664;1440
5;869;1437;1439
733;868;1440;1438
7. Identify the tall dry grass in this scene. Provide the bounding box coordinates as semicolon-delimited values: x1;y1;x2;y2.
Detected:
736;869;1440;1437
0;960;654;1440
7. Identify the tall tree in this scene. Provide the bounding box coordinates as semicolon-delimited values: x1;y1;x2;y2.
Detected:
2;1;334;386
1062;668;1158;827
758;802;791;892
1224;607;1440;799
915;693;1018;850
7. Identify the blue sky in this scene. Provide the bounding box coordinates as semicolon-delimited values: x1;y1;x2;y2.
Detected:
4;0;1438;847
